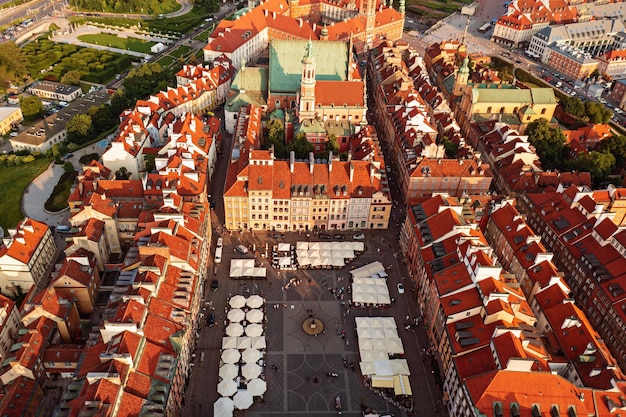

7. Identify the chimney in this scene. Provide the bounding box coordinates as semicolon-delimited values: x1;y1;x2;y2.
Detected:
370;163;375;182
290;151;295;173
328;155;333;172
313;23;316;31
309;152;314;174
349;162;354;182
347;150;353;161
264;9;268;16
298;18;303;27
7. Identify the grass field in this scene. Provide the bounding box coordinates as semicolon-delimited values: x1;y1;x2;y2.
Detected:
170;45;191;58
77;33;156;53
406;0;472;17
0;158;50;232
156;55;174;67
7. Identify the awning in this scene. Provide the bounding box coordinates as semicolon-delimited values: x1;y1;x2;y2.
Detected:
393;375;412;396
371;376;394;388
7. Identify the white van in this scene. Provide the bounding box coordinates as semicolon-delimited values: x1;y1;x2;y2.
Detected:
215;246;223;264
216;238;223;248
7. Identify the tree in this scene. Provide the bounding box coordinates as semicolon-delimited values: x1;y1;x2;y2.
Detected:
51;144;60;161
20;95;44;120
66;113;93;144
264;119;286;158
288;133;314;159
123;62;166;102
115;167;130;180
526;118;567;170
585;101;612;124
88;104;114;134
560;96;585;118
63;161;75;173
597;135;626;168
570;151;615;184
0;42;28;91
61;70;82;86
440;136;458;158
324;133;339;156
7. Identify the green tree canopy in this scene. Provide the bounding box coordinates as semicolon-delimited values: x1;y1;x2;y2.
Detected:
0;42;28;91
19;95;44;120
123;62;167;102
440;136;458;158
61;70;82;86
585;101;612;124
264;119;286;158
560;96;585;118
597;135;626;168
569;151;615;184
88;104;115;134
288;133;314;159
526;118;567;170
66;113;93;144
323;133;339;156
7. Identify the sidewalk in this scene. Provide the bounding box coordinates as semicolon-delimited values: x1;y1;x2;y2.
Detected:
21;162;69;227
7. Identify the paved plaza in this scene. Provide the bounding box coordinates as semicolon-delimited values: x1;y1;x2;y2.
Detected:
182;222;443;417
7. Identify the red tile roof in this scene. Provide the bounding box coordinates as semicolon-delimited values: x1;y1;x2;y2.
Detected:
0;218;50;265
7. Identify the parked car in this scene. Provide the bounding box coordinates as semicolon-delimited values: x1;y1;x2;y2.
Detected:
211;279;218;291
235;245;249;254
272;232;285;239
353;233;365;240
333;234;346;240
319;233;332;240
397;283;405;294
207;312;216;327
216;238;223;248
62;153;74;160
210;200;216;209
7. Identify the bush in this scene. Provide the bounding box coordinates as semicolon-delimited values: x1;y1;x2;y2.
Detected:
44;171;76;212
79;153;100;165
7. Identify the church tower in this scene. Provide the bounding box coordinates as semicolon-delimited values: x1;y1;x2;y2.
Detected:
359;0;377;34
299;40;316;120
453;57;470;96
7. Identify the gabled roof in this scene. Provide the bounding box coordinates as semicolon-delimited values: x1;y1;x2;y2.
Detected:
0;218;49;265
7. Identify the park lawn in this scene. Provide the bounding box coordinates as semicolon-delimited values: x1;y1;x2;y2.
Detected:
156;55;174;67
149;0;181;15
77;33;156;53
170;45;191;58
145;6;212;35
0;158;50;232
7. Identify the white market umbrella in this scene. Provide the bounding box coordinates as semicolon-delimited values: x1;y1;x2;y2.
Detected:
222;337;238;350
360;361;376;375
242;348;262;364
221;349;241;364
217;379;238;397
229;295;246;308
384;337;404;354
236;336;251;350
241;363;262;379
390;359;411;375
247;378;267;396
226;323;244;337
233;390;254;410
251;336;266;349
228;309;245;322
246;309;264;323
219;364;239;380
246;295;264;308
214;397;234;417
245;323;264;337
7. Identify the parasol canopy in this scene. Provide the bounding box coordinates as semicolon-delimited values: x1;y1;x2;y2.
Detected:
217;379;238;397
233;390;254;410
229;295;246;308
